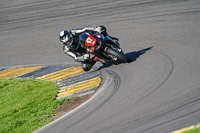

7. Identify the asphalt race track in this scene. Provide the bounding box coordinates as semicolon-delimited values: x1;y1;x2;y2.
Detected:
1;0;200;132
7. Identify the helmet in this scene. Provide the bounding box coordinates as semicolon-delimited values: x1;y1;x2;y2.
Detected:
59;30;73;46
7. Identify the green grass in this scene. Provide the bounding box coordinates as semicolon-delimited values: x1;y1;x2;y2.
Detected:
0;78;68;133
183;127;200;133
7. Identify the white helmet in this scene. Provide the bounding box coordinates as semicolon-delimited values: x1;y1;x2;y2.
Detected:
59;30;73;46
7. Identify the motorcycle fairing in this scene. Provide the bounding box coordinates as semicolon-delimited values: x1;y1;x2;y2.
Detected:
104;36;119;48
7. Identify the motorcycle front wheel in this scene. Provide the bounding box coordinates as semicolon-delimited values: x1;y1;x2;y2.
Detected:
106;47;131;63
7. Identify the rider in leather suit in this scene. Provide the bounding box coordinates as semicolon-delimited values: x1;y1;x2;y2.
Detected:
59;25;118;71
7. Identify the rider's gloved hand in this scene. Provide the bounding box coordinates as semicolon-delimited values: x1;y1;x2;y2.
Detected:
95;25;107;33
95;25;108;36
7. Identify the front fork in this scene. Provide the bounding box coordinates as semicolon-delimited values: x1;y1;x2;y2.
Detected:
101;45;123;62
110;45;124;54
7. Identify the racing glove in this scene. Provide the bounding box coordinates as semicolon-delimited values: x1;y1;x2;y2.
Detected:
95;25;107;34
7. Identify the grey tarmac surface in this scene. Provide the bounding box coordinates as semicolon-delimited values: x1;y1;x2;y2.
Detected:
1;0;200;132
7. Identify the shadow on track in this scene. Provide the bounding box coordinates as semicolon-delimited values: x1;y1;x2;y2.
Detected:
125;46;153;62
97;46;153;70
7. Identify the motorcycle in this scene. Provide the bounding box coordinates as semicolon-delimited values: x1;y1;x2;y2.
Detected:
79;31;131;65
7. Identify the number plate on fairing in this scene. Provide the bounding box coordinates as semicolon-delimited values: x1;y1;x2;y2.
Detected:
85;35;96;46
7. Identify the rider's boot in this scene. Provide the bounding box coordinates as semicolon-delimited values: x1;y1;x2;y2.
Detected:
81;57;98;71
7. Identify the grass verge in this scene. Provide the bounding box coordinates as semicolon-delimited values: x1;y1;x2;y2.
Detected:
183;127;200;133
0;78;69;133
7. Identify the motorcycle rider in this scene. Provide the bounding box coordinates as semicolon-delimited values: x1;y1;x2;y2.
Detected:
59;25;119;71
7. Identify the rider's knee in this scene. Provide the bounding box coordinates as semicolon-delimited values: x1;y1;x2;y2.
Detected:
82;63;92;71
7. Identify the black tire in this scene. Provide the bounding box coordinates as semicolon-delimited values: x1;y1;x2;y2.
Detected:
106;47;131;63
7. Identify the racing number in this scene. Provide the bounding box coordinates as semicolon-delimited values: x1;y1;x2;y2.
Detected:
85;35;96;46
86;37;93;44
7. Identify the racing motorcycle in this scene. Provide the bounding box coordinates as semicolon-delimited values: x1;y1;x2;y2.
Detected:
79;31;131;65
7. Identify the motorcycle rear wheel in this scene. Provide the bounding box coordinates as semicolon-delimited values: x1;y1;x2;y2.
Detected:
106;47;131;63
